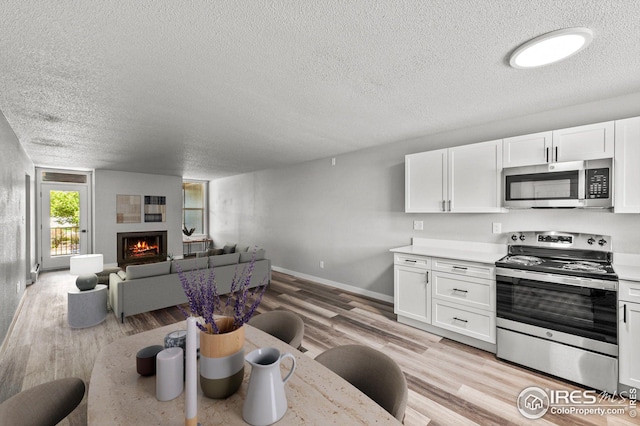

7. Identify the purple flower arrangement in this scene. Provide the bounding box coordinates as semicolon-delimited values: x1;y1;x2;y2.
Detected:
176;249;267;334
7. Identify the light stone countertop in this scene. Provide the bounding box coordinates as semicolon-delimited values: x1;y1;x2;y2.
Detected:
614;253;640;282
88;321;400;425
391;237;507;265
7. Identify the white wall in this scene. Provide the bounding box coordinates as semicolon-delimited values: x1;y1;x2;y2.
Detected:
0;111;35;344
210;91;640;300
94;170;183;265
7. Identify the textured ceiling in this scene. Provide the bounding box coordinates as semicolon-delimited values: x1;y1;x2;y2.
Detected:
1;1;639;180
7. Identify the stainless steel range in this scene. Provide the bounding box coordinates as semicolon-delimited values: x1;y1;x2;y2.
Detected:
495;231;618;393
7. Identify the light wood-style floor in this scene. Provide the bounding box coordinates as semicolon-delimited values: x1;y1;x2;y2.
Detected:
0;270;636;425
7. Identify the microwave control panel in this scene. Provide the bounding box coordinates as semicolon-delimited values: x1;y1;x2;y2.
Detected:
586;168;609;199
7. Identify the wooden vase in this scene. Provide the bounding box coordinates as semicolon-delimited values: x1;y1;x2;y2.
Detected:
199;317;245;399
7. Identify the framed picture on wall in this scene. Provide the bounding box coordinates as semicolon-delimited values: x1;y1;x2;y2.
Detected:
116;195;141;223
144;195;166;222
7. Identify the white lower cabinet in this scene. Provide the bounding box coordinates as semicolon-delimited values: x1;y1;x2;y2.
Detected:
432;299;496;343
431;259;496;344
431;271;495;311
393;254;496;346
619;280;640;388
394;254;431;323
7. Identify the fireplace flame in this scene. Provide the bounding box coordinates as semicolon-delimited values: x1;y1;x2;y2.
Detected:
129;239;159;256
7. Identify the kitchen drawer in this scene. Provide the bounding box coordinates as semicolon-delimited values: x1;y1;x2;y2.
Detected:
431;258;494;280
394;254;431;269
620;280;640;304
432;300;496;343
432;271;495;311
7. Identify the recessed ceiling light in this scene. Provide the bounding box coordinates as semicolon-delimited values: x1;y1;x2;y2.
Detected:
509;28;593;69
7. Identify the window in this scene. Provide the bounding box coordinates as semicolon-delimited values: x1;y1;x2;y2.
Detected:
182;180;208;236
42;171;88;184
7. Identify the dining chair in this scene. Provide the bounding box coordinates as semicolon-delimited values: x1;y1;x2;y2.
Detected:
0;377;85;426
315;344;408;422
248;310;305;350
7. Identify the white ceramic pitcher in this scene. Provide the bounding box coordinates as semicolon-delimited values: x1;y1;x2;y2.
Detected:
243;347;297;426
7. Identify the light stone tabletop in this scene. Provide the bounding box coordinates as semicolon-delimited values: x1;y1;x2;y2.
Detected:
88;321;400;425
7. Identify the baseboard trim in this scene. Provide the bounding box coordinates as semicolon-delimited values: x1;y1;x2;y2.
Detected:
0;290;27;359
271;266;394;304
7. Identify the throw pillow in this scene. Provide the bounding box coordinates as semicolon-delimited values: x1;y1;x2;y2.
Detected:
222;243;236;254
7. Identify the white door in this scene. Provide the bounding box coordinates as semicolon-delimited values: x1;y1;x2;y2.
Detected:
394;265;430;323
553;121;614;162
40;184;90;270
502;131;552;167
405;149;447;212
619;301;640;388
448;140;503;212
614;117;640;213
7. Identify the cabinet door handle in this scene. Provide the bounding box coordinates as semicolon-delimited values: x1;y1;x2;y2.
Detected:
452;266;468;271
453;317;468;323
441;200;446;212
624;304;627;323
453;288;468;293
425;271;429;284
554;146;558;162
447;200;451;211
546;147;549;163
405;259;417;263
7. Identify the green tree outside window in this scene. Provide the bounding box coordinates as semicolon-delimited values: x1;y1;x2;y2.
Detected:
50;190;79;225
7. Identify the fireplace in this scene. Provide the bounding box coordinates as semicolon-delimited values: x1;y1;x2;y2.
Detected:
117;231;167;267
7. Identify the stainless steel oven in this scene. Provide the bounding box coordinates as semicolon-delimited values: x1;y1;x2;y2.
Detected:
503;158;612;208
495;231;619;393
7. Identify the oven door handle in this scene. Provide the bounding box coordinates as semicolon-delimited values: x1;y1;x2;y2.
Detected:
495;267;618;291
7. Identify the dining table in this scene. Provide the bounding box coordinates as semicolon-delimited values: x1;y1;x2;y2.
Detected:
88;321;401;425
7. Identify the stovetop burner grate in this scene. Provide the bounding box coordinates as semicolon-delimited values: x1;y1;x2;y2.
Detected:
561;261;607;274
501;255;543;266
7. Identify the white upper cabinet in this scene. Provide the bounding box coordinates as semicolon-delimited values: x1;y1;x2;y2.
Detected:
405;149;447;213
614;116;640;213
502;121;614;168
405;140;503;213
503;131;552;167
448;140;503;213
553;121;614;162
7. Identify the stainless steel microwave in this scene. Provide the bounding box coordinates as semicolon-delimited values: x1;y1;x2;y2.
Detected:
503;158;613;208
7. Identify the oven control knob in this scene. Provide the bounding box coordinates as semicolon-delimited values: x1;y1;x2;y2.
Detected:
519;234;526;241
598;238;607;246
511;234;518;241
587;237;595;245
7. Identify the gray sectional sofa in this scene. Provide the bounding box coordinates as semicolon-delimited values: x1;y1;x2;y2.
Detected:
109;249;270;322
